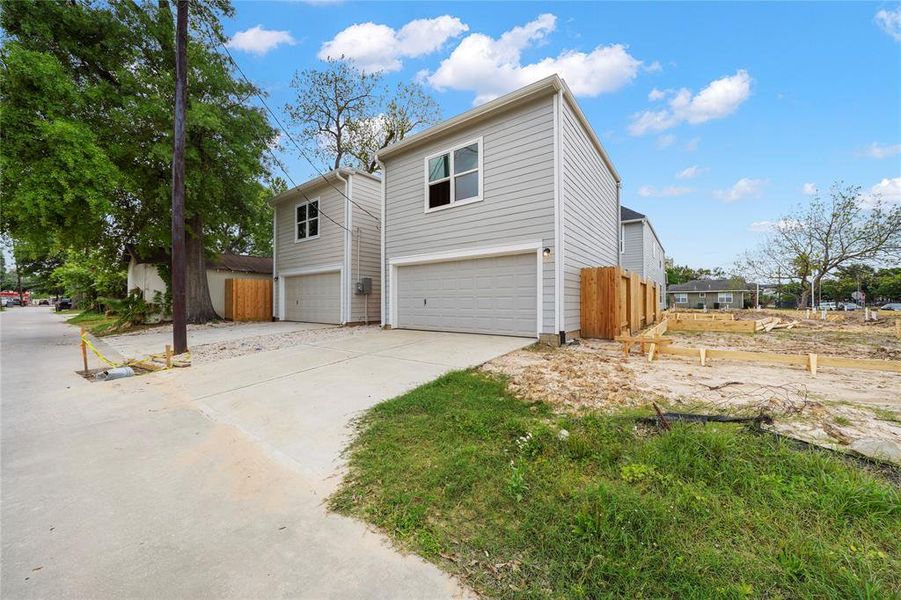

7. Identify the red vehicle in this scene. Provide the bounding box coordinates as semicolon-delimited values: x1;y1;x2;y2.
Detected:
0;290;30;305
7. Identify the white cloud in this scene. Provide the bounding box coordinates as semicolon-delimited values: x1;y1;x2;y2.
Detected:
864;177;901;207
648;88;666;101
227;25;297;55
713;177;767;202
676;165;707;179
656;134;676;149
319;16;468;72
638;185;693;198
748;219;802;233
802;182;817;195
424;14;645;105
875;7;901;41
864;142;901;159
628;70;752;135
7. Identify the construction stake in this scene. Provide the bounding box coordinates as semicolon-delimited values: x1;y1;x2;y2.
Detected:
699;347;707;367
647;342;656;362
807;353;818;376
80;327;88;372
165;344;172;368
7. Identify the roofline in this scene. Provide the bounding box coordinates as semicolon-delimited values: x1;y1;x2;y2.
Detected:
621;217;666;254
376;75;621;183
268;168;380;206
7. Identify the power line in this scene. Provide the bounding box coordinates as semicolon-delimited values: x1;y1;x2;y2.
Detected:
203;22;381;227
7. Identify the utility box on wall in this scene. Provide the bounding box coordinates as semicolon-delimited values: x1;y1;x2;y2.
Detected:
355;277;372;295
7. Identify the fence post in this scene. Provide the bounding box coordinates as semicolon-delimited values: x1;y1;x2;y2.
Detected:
80;327;88;372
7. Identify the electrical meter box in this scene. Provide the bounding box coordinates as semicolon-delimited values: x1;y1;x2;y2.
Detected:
355;277;372;295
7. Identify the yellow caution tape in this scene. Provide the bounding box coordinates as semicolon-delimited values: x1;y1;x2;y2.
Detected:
81;332;191;371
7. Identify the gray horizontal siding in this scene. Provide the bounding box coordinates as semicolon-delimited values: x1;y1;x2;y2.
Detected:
383;94;557;334
561;96;619;333
349;173;382;324
642;223;667;308
621;221;644;274
273;180;346;318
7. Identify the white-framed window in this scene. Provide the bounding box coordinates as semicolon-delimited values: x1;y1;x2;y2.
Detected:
295;198;320;242
674;293;688;304
620;226;625;253
718;292;733;304
424;137;483;212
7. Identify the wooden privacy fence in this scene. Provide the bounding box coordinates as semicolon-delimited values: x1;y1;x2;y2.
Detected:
581;267;661;339
224;278;272;321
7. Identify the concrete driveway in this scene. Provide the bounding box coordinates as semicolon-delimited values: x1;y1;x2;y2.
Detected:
1;308;531;598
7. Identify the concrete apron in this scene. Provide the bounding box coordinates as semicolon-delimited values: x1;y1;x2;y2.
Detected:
2;309;529;599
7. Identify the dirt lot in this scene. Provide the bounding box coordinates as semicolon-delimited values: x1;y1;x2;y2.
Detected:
484;311;901;465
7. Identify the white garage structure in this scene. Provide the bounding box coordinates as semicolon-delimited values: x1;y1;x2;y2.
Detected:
271;168;382;325
390;244;542;337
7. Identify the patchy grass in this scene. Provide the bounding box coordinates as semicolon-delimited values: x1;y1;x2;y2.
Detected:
66;310;120;336
871;407;901;424
332;370;901;599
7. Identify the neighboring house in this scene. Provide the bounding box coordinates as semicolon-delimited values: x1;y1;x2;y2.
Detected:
620;205;666;308
667;279;756;309
377;75;621;345
126;251;272;319
270;168;381;325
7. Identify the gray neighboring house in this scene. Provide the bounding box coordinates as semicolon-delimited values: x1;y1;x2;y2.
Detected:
377;75;621;345
270;168;382;325
620;205;666;308
667;279;756;309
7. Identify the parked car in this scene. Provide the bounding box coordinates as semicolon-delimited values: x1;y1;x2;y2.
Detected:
38;299;49;306
881;303;901;311
55;298;73;311
818;301;837;311
838;302;859;311
9;298;22;306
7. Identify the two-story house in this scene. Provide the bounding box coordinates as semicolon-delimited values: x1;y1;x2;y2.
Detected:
376;75;621;345
270;168;381;325
620;206;667;308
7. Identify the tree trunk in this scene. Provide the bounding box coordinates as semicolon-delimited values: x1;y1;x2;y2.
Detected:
185;212;218;323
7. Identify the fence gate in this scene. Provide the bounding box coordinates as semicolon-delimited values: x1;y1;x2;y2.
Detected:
224;278;273;321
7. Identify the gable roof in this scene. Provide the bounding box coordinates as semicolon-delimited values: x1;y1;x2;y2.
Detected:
668;279;753;293
268;167;381;206
620;206;646;221
376;74;620;183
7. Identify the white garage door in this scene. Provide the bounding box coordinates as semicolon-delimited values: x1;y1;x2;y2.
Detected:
284;271;341;324
396;253;537;337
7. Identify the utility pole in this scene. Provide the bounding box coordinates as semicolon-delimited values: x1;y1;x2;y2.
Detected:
170;0;188;354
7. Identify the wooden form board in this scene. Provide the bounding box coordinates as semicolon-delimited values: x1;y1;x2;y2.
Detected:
668;318;758;333
581;267;660;339
667;312;735;321
656;345;901;374
224;278;272;322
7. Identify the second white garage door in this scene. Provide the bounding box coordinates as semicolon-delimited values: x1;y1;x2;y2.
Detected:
284;271;341;324
396;253;537;337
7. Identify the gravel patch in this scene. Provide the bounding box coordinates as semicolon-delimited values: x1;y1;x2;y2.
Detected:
189;325;380;364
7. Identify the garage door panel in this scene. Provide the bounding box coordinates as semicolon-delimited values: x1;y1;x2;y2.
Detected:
396;253;537;337
284;271;341;324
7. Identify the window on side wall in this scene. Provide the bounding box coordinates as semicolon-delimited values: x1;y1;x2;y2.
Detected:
295;199;320;242
674;293;688;304
718;292;733;304
425;138;482;212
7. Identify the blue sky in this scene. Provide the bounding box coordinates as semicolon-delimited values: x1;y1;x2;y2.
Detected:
221;1;901;271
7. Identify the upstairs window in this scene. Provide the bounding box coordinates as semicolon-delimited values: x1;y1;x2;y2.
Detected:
425;138;482;212
295;199;319;242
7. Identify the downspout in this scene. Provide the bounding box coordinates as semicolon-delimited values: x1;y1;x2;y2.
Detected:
272;199;278;320
335;169;350;325
377;159;386;328
616;181;622;268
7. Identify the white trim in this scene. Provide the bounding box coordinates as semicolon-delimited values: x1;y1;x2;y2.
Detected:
277;263;343;323
552;93;560;337
345;174;354;323
556;89;565;335
378;160;386;327
336;170;350;324
294;197;321;243
387;241;543;338
423;137;484;214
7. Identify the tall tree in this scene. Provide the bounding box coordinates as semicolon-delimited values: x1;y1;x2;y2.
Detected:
737;183;900;307
285;60;440;172
0;0;277;322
